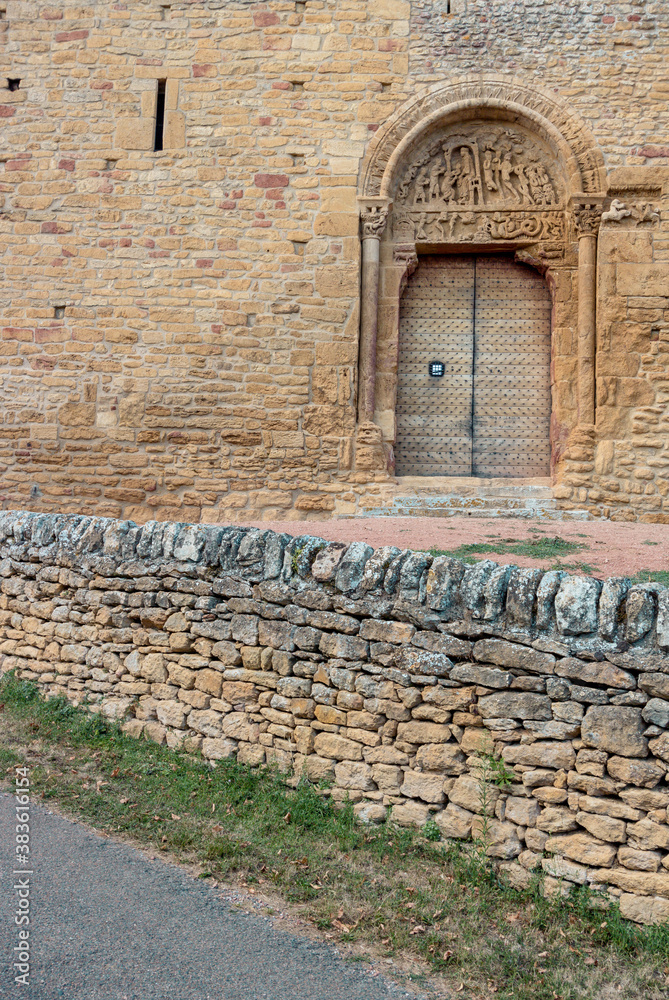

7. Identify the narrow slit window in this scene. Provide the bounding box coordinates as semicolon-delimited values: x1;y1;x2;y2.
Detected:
154;79;166;151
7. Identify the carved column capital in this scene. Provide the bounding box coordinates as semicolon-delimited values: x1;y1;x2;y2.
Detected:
358;197;392;240
361;207;389;239
572;196;604;238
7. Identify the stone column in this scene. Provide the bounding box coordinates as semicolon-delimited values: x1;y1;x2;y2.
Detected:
357;202;389;424
574;202;603;429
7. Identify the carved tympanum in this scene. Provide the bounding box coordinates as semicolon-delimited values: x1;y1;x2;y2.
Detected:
393;123;565;245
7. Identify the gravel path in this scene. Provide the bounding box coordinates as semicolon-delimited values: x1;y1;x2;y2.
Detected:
0;793;424;1000
244;516;669;579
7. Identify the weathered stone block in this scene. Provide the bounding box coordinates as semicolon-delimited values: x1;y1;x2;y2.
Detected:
396;720;451;744
353;801;387;825
478;691;552;720
400;770;445;804
202;737;237;760
554;576;601;635
313;732;363;761
450;663;513;688
607;755;663;788
434;802;473;839
359;619;415;643
502;741;576;770
505;796;541;828
619;893;669;926
414;743;466;774
555;657;635;690
625;819;669;852
395;646;452;676
536;806;579;834
545;833;617;868
618;847;662;872
391;800;432;828
473;639;555;675
581;706;648;758
576;811;626;843
194;668;223;698
155;700;188;730
371;763;403;792
334;760;375;790
188;709;223;737
448;774;499;815
319;632;369;661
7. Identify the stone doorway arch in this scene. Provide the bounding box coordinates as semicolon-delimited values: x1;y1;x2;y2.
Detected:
355;75;606;477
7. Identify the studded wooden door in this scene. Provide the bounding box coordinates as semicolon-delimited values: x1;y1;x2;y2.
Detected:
395;254;551;478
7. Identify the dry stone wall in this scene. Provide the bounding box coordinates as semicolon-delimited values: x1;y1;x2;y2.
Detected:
2;510;669;923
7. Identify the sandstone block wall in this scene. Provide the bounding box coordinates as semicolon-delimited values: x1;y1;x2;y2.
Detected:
2;509;669;924
0;2;668;521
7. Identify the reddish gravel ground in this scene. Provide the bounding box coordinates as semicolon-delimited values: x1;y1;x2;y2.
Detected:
245;516;669;581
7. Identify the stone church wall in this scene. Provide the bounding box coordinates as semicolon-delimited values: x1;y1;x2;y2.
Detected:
0;2;668;520
2;509;669;923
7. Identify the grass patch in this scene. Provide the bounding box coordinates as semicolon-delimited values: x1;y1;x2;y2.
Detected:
630;569;669;587
428;535;587;567
1;672;668;1000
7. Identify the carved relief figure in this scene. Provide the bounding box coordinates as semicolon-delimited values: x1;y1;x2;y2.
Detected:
393;122;565;246
597;200;661;229
601;199;631;224
397;125;559;212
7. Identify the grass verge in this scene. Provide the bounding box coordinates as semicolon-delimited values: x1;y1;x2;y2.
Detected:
1;672;668;1000
427;536;600;576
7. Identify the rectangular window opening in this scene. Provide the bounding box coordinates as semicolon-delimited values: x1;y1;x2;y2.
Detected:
295;1;306;12
292;81;304;93
54;305;65;319
0;9;6;20
7;78;20;91
154;79;167;152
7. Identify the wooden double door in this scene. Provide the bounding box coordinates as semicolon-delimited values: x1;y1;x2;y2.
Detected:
395;254;552;478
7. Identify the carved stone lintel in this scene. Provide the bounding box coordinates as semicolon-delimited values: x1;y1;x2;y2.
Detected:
361;206;389;240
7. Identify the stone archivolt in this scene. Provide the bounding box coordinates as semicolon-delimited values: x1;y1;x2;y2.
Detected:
392;123;564;245
360;75;607;205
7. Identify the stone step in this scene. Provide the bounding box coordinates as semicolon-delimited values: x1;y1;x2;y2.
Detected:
358;500;591;520
393;475;555;499
350;481;592;520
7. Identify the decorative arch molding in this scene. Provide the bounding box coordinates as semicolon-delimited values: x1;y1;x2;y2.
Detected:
359;75;606;201
354;76;606;472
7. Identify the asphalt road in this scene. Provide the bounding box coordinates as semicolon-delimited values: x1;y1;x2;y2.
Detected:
0;792;425;1000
